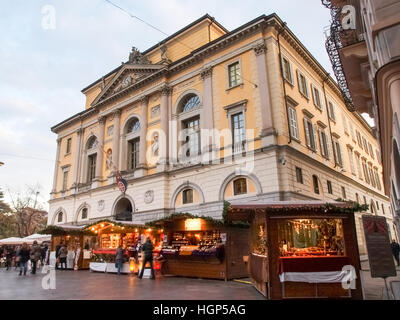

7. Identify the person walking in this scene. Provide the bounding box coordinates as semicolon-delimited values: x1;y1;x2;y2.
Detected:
55;241;63;269
391;239;400;266
40;243;48;265
115;245;124;275
14;245;21;270
30;241;41;274
18;243;30;276
138;237;155;280
58;245;68;270
5;246;14;271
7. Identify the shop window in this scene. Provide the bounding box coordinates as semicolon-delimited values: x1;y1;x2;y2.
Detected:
278;218;345;256
228;61;241;88
233;178;247;196
327;180;333;194
81;208;88;220
182;189;193;204
312;175;319;194
295;167;303;184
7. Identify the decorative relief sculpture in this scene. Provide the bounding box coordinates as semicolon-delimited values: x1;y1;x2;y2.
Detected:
151;133;159;157
98;200;105;212
144;190;154;204
151;105;160;118
106;148;112;170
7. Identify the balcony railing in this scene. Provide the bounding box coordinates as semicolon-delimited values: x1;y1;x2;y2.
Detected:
322;0;362;111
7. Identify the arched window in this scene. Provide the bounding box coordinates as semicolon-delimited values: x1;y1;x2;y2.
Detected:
183;189;193;204
180;94;200;113
126;118;140;134
233;178;247;195
81;208;88;220
57;212;63;223
87;136;97;150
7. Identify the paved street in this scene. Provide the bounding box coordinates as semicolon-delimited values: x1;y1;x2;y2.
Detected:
0;264;399;300
0;268;264;300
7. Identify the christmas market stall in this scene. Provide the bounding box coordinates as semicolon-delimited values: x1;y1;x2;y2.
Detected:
228;201;367;299
85;219;163;274
147;212;250;280
39;225;97;270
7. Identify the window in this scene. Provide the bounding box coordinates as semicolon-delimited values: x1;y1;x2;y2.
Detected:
311;85;322;109
382;204;385;215
87;154;96;182
128;138;140;170
228;62;241;87
327;180;333;194
233;178;247;195
327;101;336;121
376;201;379;211
312;175;320;194
374;168;382;191
81;208;88;220
62;171;68;191
318;127;330;158
368;143;374;159
356;193;360;204
184;117;200;157
347;147;356;175
376;149;382;164
232;112;246;153
368;163;376;188
356;131;363;148
355;152;363;179
282;56;294;84
57;212;63;223
296;167;303;184
363;196;367;205
349;122;356;141
127;118;140;134
342;113;348;134
181;95;200;113
333;139;343;167
288;106;299;140
304;118;317;151
296;70;309;98
362;137;369;155
66;138;71;154
87;136;97;150
182;189;193;204
341;186;347;199
362;158;370;184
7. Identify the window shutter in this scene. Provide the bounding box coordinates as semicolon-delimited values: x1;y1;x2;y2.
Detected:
289;62;294;85
318;129;325;157
296;70;301;92
312;123;317;151
304;118;311;147
312;84;317;106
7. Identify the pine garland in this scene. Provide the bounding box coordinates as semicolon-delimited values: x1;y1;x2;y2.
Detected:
38;225;95;236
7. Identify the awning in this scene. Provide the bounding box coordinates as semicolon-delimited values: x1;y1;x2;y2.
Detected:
0;237;24;245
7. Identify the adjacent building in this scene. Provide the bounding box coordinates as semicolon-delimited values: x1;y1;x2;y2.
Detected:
322;0;400;240
48;13;395;255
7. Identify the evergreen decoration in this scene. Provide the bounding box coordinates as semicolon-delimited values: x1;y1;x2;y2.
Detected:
83;219;144;231
38;225;95;236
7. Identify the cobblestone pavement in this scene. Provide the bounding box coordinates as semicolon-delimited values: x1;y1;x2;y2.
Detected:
1;264;399;300
0;268;264;300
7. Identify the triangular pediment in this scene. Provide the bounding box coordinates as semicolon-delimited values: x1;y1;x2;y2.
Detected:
92;63;164;107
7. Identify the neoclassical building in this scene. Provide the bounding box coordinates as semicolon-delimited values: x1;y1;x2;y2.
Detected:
49;14;395;255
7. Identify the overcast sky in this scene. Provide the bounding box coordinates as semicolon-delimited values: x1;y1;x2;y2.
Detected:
0;0;370;210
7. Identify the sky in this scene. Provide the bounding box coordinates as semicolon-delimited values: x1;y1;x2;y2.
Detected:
0;0;373;210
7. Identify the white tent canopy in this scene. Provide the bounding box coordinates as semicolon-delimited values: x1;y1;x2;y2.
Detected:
23;234;51;242
0;237;24;245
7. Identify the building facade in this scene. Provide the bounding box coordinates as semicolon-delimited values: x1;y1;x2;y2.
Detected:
48;14;395;255
322;0;400;239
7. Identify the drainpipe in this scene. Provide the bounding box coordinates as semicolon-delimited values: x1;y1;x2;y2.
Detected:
277;22;291;144
322;74;337;169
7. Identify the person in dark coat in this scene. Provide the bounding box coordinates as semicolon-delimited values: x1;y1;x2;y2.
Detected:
30;241;41;274
391;240;400;266
138;237;155;279
55;241;63;269
115;245;124;275
18;243;30;276
5;247;14;271
58;245;68;270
